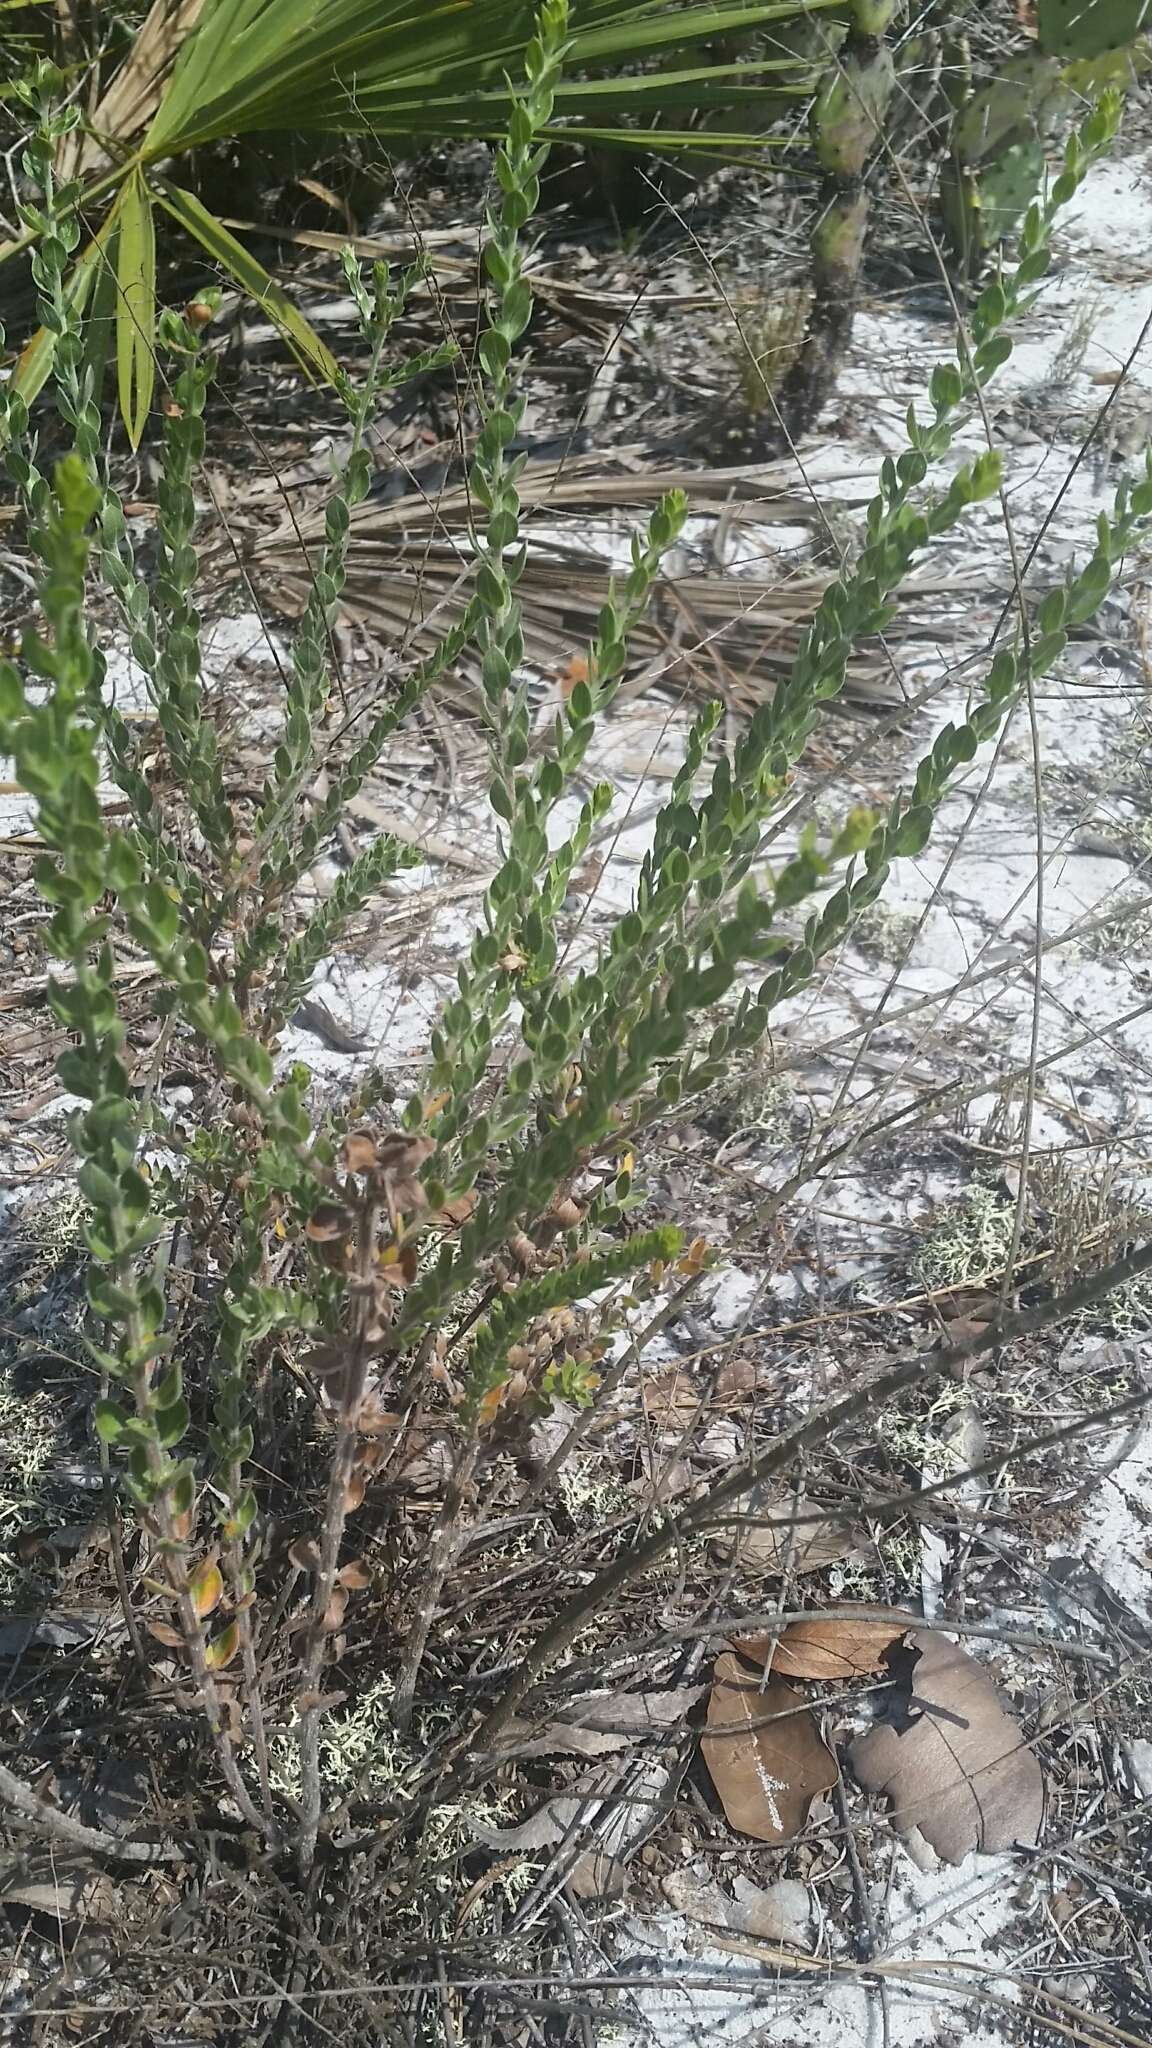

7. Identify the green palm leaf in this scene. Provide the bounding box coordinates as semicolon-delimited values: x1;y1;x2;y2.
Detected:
143;0;831;152
7;0;833;440
116;169;157;451
152;179;341;387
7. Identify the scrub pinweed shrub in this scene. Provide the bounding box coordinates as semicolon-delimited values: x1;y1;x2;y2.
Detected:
0;7;1147;1867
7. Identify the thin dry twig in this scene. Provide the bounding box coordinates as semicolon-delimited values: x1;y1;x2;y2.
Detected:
465;1234;1152;1763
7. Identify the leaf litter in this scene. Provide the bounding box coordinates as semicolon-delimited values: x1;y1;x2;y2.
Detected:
496;1683;705;1760
733;1607;913;1679
711;1492;870;1576
849;1630;1044;1863
700;1652;837;1844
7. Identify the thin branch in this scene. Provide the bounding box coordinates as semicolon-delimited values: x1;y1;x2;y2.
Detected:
0;1757;185;1865
465;1235;1152;1764
293;1190;379;1875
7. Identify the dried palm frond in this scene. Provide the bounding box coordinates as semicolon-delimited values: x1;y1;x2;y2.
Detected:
247;452;939;718
56;0;206;181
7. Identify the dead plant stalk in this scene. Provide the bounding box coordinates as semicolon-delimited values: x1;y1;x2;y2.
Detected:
294;1188;381;1874
393;1426;483;1734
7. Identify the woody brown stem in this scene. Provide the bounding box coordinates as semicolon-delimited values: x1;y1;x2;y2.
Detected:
294;1192;379;1876
392;1427;482;1735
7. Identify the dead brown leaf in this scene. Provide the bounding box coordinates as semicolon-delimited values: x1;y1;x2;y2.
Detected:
716;1497;867;1577
715;1355;759;1401
1;1858;119;1924
734;1608;913;1681
849;1630;1043;1864
642;1370;700;1430
341;1130;378;1173
145;1620;184;1651
498;1684;705;1759
663;1866;814;1950
701;1653;836;1844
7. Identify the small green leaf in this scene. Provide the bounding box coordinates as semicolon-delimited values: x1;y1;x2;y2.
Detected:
93;1398;126;1444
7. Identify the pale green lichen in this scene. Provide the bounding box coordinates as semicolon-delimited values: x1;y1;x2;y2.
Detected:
264;1678;525;1903
266;1675;402;1802
0;1365;67;1601
558;1462;630;1525
701;1040;793;1133
912;1181;1017;1291
852;903;922;967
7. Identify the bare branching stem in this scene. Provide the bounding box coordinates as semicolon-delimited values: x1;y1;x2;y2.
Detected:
294;1195;379;1875
0;1757;185;1865
392;1427;482;1735
466;1237;1152;1765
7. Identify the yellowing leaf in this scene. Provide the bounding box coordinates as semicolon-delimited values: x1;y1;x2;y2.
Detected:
116;168;157;449
477;1381;506;1428
152;179;340;389
676;1236;710;1277
188;1557;224;1619
204;1621;240;1670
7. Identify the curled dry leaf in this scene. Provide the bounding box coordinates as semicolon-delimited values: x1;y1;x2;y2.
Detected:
302;1340;351;1389
499;1718;625;1761
2;1857;119;1925
305;1201;354;1244
336;1558;372;1591
715;1496;867;1577
734;1608;914;1681
341;1130;378;1174
701;1653;836;1845
470;1755;681;1859
145;1619;184;1651
322;1585;349;1633
715;1354;759;1401
375;1133;435;1175
849;1630;1044;1864
188;1557;224;1620
642;1369;700;1430
566;1850;627;1901
663;1865;814;1950
496;1684;706;1760
296;1688;347;1715
355;1391;401;1435
289;1536;321;1573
